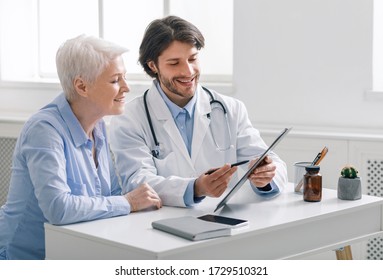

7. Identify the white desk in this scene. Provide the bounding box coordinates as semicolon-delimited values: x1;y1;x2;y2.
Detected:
44;184;383;259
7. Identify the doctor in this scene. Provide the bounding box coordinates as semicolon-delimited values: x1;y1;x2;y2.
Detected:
109;16;288;207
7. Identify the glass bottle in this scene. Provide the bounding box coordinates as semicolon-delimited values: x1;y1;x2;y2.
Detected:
303;165;322;202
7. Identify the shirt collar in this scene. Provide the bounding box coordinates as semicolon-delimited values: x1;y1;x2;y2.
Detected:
50;93;105;147
155;80;197;119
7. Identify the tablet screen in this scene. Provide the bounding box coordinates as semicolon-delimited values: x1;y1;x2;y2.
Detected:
214;127;292;212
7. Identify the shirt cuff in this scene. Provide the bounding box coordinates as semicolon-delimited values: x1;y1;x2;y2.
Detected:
251;180;280;196
256;184;272;191
184;179;205;206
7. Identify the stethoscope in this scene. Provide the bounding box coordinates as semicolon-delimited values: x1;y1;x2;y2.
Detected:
143;86;232;158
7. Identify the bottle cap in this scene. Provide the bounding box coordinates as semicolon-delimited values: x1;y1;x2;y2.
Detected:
305;165;320;172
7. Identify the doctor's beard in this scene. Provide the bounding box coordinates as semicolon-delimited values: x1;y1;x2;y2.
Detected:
157;71;200;105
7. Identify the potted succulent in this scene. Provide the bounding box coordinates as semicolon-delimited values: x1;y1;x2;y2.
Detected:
337;165;362;200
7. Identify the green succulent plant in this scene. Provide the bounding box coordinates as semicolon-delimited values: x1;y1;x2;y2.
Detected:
340;165;359;179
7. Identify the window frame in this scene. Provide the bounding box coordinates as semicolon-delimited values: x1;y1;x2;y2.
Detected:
0;0;233;93
365;0;383;102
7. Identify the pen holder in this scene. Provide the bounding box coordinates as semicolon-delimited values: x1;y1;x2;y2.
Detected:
293;161;311;193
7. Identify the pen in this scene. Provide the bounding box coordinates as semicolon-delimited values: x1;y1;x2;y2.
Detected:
294;146;328;192
312;146;328;165
205;160;249;175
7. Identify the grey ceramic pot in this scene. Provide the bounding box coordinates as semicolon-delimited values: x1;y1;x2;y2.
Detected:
337;177;362;200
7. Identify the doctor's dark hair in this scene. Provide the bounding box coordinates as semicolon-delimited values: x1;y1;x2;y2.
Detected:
139;15;205;78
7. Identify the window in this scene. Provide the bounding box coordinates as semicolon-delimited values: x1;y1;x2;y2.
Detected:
373;0;383;91
0;0;233;84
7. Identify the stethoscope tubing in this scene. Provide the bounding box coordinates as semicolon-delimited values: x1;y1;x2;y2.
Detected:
143;86;229;158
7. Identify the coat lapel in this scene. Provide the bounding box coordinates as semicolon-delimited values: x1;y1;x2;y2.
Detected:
191;87;212;164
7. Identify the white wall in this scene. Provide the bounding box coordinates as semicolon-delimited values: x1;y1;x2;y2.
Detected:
233;0;381;133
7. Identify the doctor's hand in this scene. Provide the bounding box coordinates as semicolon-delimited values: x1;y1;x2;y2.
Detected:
248;156;276;188
124;183;162;212
194;164;238;198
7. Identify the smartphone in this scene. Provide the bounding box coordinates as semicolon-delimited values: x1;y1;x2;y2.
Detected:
205;160;249;175
197;214;249;228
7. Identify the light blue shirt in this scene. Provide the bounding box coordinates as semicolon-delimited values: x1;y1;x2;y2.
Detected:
156;81;196;156
0;93;130;260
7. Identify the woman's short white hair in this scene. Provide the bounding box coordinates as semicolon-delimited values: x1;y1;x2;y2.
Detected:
56;34;128;101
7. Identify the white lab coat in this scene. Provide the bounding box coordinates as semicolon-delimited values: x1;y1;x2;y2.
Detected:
109;83;288;207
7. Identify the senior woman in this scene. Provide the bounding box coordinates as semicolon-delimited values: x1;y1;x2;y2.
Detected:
0;35;162;260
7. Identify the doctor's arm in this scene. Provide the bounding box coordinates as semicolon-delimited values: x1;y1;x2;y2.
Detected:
109;107;193;207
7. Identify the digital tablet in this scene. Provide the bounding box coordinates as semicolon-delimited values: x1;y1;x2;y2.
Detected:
214;127;292;212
